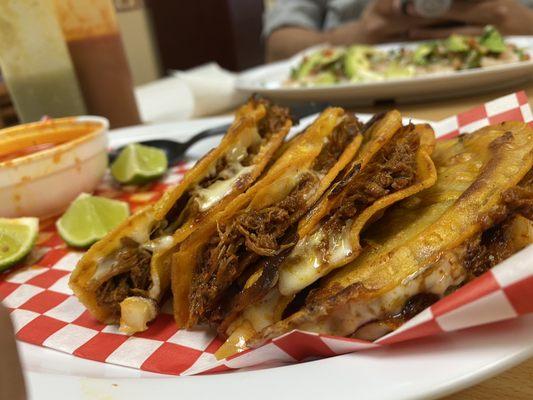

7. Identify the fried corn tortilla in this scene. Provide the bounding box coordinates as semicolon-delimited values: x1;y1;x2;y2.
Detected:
172;107;378;327
215;119;437;359
251;122;532;347
69;97;292;334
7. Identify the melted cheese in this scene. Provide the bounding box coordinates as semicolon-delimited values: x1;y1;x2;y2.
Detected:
215;319;256;359
278;221;353;296
300;246;468;336
93;232;154;283
194;126;261;212
328;222;354;265
195;164;253;211
119;296;158;335
92;256;116;283
243;289;283;331
215;289;284;360
279;230;324;296
142;235;175;253
128;228;151;244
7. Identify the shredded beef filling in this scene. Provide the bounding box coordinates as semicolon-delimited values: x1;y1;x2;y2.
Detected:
349;292;440;340
503;187;533;220
325;127;420;234
258;102;291;138
301;169;532;341
162;101;291;233
354;210;530;336
502;169;533;220
465;172;533;277
396;293;440;321
197;158;229;189
191;173;319;320
214;247;293;332
95;238;152;317
464;221;512;278
312;115;362;174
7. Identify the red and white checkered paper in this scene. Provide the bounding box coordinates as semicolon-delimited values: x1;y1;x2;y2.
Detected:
1;91;532;376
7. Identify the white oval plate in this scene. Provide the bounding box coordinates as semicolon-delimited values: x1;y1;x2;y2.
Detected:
20;116;533;400
236;37;533;106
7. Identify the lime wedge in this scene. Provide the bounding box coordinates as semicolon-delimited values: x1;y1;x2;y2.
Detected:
0;217;39;271
57;193;130;248
111;143;168;185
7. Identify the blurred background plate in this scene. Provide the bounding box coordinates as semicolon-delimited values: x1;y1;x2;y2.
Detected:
236;37;533;106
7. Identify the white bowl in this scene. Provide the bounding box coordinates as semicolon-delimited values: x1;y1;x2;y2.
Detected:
0;116;109;218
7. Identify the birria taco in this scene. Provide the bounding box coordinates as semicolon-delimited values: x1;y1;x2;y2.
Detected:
248;121;532;349
215;117;438;358
70;97;292;334
171;107;385;328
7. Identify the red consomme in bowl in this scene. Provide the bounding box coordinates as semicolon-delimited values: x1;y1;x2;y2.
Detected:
0;116;109;218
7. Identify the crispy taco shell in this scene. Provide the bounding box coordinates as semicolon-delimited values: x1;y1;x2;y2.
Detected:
69;97;292;333
172;108;373;327
215;118;437;359
252;121;533;346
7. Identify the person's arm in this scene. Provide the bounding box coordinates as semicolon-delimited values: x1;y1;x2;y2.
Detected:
264;0;326;62
407;0;533;39
0;304;26;400
266;23;363;62
266;0;440;62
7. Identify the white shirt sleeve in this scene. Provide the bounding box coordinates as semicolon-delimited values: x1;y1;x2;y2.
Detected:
263;0;328;37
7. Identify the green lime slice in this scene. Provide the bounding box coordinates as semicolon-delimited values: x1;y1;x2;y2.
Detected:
111;143;168;185
57;193;130;248
0;217;39;271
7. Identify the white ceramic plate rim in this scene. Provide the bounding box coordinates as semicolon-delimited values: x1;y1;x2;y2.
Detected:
21;313;533;400
19;116;533;400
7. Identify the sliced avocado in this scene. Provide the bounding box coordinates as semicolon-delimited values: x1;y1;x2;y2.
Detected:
293;48;344;80
290;66;299;80
293;52;325;80
385;62;415;79
413;43;435;65
479;25;506;53
515;47;529;61
313;71;338;85
317;47;344;65
350;68;384;83
465;49;482;69
344;45;372;79
446;34;469;52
